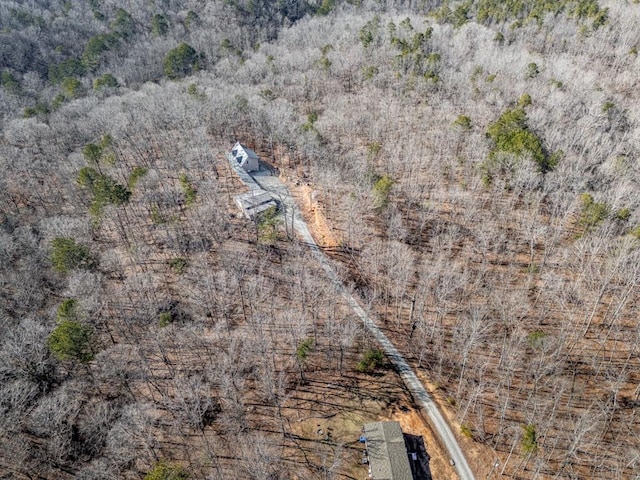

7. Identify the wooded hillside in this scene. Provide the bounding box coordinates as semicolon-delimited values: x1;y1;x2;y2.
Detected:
1;1;639;478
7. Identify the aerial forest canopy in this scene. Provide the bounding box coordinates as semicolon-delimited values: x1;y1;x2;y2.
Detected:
1;0;639;479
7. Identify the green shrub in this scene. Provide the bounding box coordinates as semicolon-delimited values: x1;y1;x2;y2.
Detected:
615;207;631;221
356;348;384;373
301;112;319;133
81;136;114;166
547;150;563;171
51;94;67;110
360;27;374;48
61;77;83;98
372;174;394;209
526;62;539;78
110;8;134;39
128;166;148;190
93;73;118;90
453;115;472;130
486;107;554;173
460;423;473;439
163;43;200;79
158;313;173;327
23;102;49;118
187;83;207;99
578;193;609;231
51;237;94;273
48;320;94;363
83;33;119;69
320;44;334;56
527;330;546;347
601;101;615;113
168;257;188;274
431;0;599;28
362;65;379;80
151;205;165;224
550;78;564;89
521;424;537;454
144;462;188;480
518;93;532;107
474;0;607;27
318;55;331;71
179;174;197;206
430;3;453;23
473;66;486;82
57;299;79;323
296;338;314;363
453;0;473;27
151;13;169;36
82;143;103;165
570;0;608;28
89;0;105;21
10;8;45;27
526;263;540;274
184;11;199;29
316;0;336;16
1;70;22;94
257;206;282;244
591;8;608;29
258;88;276;101
367;142;382;158
220;38;245;59
77;167;131;216
48;58;86;84
307;111;318;124
389;19;436;79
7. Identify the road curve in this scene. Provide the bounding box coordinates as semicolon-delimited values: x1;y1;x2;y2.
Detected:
251;172;476;480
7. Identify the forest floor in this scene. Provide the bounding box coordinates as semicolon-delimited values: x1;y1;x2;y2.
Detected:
248;164;483;479
281;369;456;479
291;188;505;479
282;165;510;479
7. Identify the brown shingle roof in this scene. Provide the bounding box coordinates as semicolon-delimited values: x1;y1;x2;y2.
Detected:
364;421;413;480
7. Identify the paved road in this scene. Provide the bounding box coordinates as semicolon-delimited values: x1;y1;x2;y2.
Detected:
248;170;475;480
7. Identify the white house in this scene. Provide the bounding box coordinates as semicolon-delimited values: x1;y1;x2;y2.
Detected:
229;142;260;172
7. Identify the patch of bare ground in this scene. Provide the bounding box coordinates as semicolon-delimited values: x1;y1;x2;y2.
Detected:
275;158;640;478
281;364;458;480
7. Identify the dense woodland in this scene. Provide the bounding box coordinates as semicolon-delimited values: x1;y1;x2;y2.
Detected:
1;0;640;478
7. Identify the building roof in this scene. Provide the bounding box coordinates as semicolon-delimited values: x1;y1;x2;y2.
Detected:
228;142;260;173
231;142;259;163
364;421;413;480
234;190;277;219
